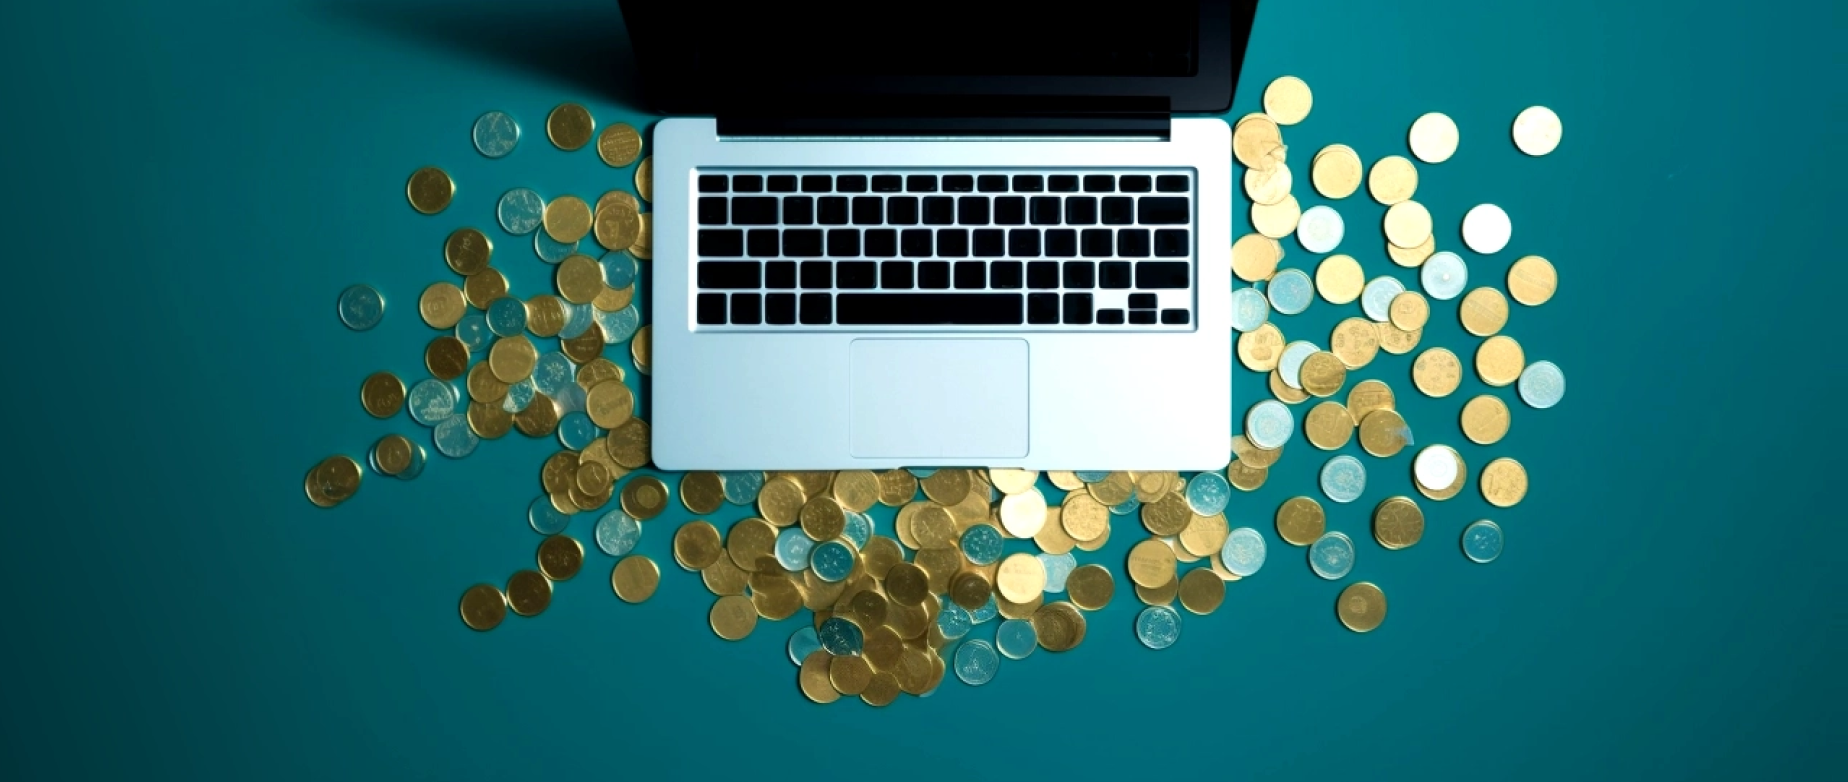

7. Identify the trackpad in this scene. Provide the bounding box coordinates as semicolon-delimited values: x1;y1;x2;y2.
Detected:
849;339;1029;459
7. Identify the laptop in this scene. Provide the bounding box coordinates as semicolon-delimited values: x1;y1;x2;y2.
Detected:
621;0;1258;470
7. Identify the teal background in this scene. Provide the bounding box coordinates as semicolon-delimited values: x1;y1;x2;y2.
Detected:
2;0;1841;779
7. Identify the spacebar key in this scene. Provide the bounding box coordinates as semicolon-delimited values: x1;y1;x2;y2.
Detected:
836;293;1023;325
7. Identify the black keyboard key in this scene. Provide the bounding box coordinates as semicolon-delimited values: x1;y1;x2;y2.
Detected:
901;229;932;257
747;229;779;257
732;197;778;225
973;229;1004;256
733;175;763;193
1138;197;1189;225
783;196;813;225
818;196;849;225
1065;196;1097;225
696;293;727;324
837;261;876;288
1030;196;1061;225
990;261;1023;288
1097;308;1125;325
1117;229;1150;257
994;197;1025;226
1119;175;1152;193
1100;261;1131;289
1129;293;1157;309
1081;229;1113;257
799;292;832;325
767;175;797;193
1008;229;1041;257
800;261;832;289
766;261;796;289
943;174;974;192
887;197;918;225
977;175;1008;193
872;175;902;192
880;261;914;289
1044;229;1077;257
918;261;950;289
698;229;743;257
906;175;937;193
1154;229;1189;257
731;293;762;324
852;197;882;225
1083;174;1114;192
698;174;728;193
1129;309;1157;325
837;293;1023;325
1049;175;1079;192
1161;308;1189;325
954;261;986;289
958;196;990;225
1063;261;1094;288
827;229;860;257
937;229;968;257
1136;261;1190;289
1063;293;1093;324
766;293;796;324
1156;174;1189;192
1027;261;1058;289
1102;197;1134;225
923;196;954;225
1012;175;1044;192
837;175;867;193
864;229;897;257
1027;293;1058;324
801;174;832;193
698;197;728;225
783;229;822;256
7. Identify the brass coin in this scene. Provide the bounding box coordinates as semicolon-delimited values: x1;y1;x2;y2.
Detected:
1030;602;1087;652
467;361;508;403
418;282;466;329
459;583;507;631
540;452;576;494
1475;336;1526;387
1270;368;1306;403
545;102;594;151
611;555;660;603
1507;255;1558;306
596;122;642;167
462;267;508;310
1061;493;1110;542
1461;395;1512;445
1177;568;1226;615
885;562;930;606
561;322;606;363
1135;576;1178;606
537;535;584;581
876;470;918;506
630;325;651;374
920;468;972;505
1337;582;1388;632
1387;234;1435;268
505;570;552;617
1180;512;1230;558
998;591;1045;621
467;400;514;439
1367;155;1419;205
799;496;847;541
995;553;1047;603
1388;291;1430;331
1251;195;1301;239
606;418;650;468
1299;352;1348;397
592;282;634;313
1383;201;1433;249
593;190;641;251
1275;496;1326;546
702;554;750;596
1244;161;1293;206
709;594;758;640
443;227;492;276
543;195;594;244
999;489;1048;537
488;335;538;383
585;380;635;429
554;254;606;305
1357;408;1412;457
1232;112;1285;169
360;371;405;418
1238;322;1285;372
757;476;806;527
512;394;561;438
950;571;993;611
576;357;624;389
576;461;611;495
799;651;839;704
1262;75;1312;125
1330;317;1381;369
1126;539;1177;589
1460;287;1510;336
373;434;414;476
1034;508;1077;555
725;518;777;571
629;213;653;259
423;336;469;380
1377;321;1423;355
987;468;1038;495
1346;379;1396;424
1372;496;1425;550
1480;458;1529;508
634;156;653;202
1062;564;1113;611
1413;348;1463;397
674;520;723;570
1304;401;1354;450
680;471;725;515
405;166;453;215
1227;460;1268;491
1316;254;1365;304
1231;435;1281;469
1311;144;1362;199
860;671;900;708
1140;493;1192;537
620;475;669;520
1232;233;1283;282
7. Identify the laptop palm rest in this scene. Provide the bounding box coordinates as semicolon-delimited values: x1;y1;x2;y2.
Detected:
849;339;1029;459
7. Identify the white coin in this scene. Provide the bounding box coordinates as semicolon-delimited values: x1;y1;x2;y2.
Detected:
1277;341;1318;390
1230;287;1270;332
1413;446;1459;490
1245;400;1295;450
1462;204;1511;254
1361;276;1406;322
1519;360;1567;409
1512;106;1562;156
1420;252;1469;300
1408;113;1459;164
1295;205;1344;254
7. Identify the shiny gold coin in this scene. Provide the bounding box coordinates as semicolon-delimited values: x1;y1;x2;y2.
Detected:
1177;568;1226;615
702;554;749;596
862;625;902;671
1300;351;1347;397
920;468;972;505
1388;291;1430;332
537;535;584;581
506;570;552;617
555;254;606;305
752;574;803;620
674;520;724;570
950;571;993;611
443;227;493;276
860;671;900;707
1126;539;1177;589
1377;321;1422;354
800;496;847;541
1232;112;1286;169
679;471;725;515
1060;493;1110;542
757;476;806;527
1415;447;1469;502
826;469;877;512
1243;162;1293;206
1269;369;1309;404
1371;496;1425;550
373;434;414;476
1358;409;1412;458
1480;458;1529;507
799;651;838;704
1460;287;1510;336
1251;195;1301;239
1507;255;1558;306
488;335;538;383
1316;254;1365;304
576;358;624;389
513;394;561;438
593;191;641;251
576;461;611;495
1238;322;1285;372
1227;459;1269;491
630;325;652;374
620;475;669;520
423;336;468;380
1135;576;1179;606
592;282;634;313
987;468;1038;495
1059;565;1111;612
1231;233;1284;283
996;553;1047;603
628;213;653;259
1275;496;1326;546
830;654;874;696
561;322;605;363
1384;201;1434;249
1179;512;1230;559
545;102;594;151
405;166;453;214
1072;515;1112;553
585;380;635;429
634;156;653;202
543;195;593;244
459;583;507;631
1031;602;1087;652
468;400;514;439
877;470;918;506
1460;395;1512;445
596;122;642;167
1311;144;1363;199
1346;379;1395;424
526;294;566;337
1304;401;1355;450
708;594;757;640
1047;471;1084;491
1387;234;1435;268
1231;434;1281;469
360;371;405;418
1413;347;1463;397
418;282;466;329
462;267;509;310
541;451;576;494
1263;75;1313;125
1408;112;1460;163
1337;582;1387;632
1330;317;1381;369
885;562;930;606
725;518;777;571
611;555;660;603
1367;155;1419;205
1140;493;1192;537
1475;336;1526;387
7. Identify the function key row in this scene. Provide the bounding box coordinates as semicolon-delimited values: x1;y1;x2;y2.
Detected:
696;173;1191;194
698;195;1190;227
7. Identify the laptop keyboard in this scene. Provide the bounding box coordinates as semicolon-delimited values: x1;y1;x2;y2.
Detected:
690;169;1195;330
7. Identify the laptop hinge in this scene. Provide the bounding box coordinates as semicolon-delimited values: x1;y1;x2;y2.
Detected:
718;95;1171;139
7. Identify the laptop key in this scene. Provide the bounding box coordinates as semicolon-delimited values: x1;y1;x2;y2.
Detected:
698;174;727;193
1063;293;1093;325
1080;229;1112;257
800;261;831;289
731;293;762;325
1119;175;1152;193
766;261;796;289
1083;174;1114;192
837;175;867;193
1135;261;1190;289
1065;196;1097;225
1096;308;1125;325
900;229;932;257
782;196;813;225
818;196;849;225
943;174;974;192
1100;261;1132;289
837;261;876;289
1027;293;1058;324
696;293;727;325
954;261;986;289
880;261;914;289
1156;174;1189;193
733;175;763;193
732;197;778;225
1044;229;1077;257
1137;197;1189;225
887;197;918;225
917;261;950;289
906;174;937;193
1012;175;1044;192
1063;261;1094;288
1101;197;1134;225
1117;229;1150;257
977;175;1008;193
747;229;779;257
799;293;832;325
937;229;968;257
994;197;1025;226
783;229;822;256
1161;308;1190;325
1030;196;1061;225
801;174;832;193
923;196;954;225
698;197;727;225
852;196;882;225
972;229;1004;256
1008;229;1040;257
990;260;1023;289
1048;175;1079;192
1027;261;1058;289
698;229;743;257
837;293;1023;325
765;293;796;325
827;229;860;257
1154;229;1190;257
864;229;897;257
767;175;797;193
1129;310;1157;325
872;175;902;193
1129;293;1157;309
958;196;990;226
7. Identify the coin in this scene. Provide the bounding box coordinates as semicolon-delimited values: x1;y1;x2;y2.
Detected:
1263;76;1312;124
459;583;507;631
1305;401;1354;450
543;196;594;244
1220;527;1267;577
1480;458;1528;507
372;434;414;476
1278;341;1317;389
495;188;545;236
1245;399;1295;449
1512;106;1562;156
1231;287;1270;332
537;535;584;581
1316;255;1365;304
1462;204;1512;255
594;191;642;251
1237;323;1285;372
1176;568;1225;615
419;282;466;329
535;230;577;264
1463;520;1504;563
406;378;458;425
1311;144;1363;199
359;372;405;418
1126;539;1177;590
1184;471;1231;516
546;102;594;150
1460;395;1511;445
1233;113;1285;169
472;110;519;158
486;296;528;337
337;285;385;331
1384;201;1433;249
1135;605;1182;649
611;555;660;603
949;638;998;685
1413;446;1460;492
1296;205;1344;253
443;227;493;276
1309;531;1356;580
1459;287;1509;336
1408;113;1459;163
1361;276;1406;322
585;380;634;429
1498;259;1556;311
1416;446;1468;501
1357;408;1411;457
621;475;669;520
462;267;508;310
1346;379;1394;422
1228;459;1269;491
455;311;491;352
1064;564;1114;611
1320;455;1367;503
1413;348;1463;397
506;570;552;616
1367;155;1418;205
1244;162;1293;206
424;336;469;380
1252;195;1301;239
406;166;453;214
1475;336;1525;386
488;334;538;383
1275;497;1326;546
1388;234;1435;268
996;553;1047;602
995;619;1038;660
304;454;363;507
797;651;838;703
1330;317;1381;368
1372;496;1425;550
597;122;642;167
634;156;652;202
1300;352;1347;397
1519;360;1566;409
1337;582;1387;632
1268;268;1314;315
1269;368;1308;403
1388;291;1430;331
710;594;757;640
1232;233;1283;282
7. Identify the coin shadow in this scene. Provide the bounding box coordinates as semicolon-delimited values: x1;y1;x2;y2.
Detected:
319;0;645;109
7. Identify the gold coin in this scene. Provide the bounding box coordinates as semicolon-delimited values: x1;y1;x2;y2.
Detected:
1140;493;1192;537
877;470;918;506
592;283;635;313
1231;434;1281;469
488;334;538;383
505;570;552;617
1387;234;1434;268
1337;582;1388;632
1231;233;1283;283
620;475;669;520
1126;539;1177;589
611;555;660;603
1064;564;1114;611
1178;512;1230;558
554;254;606;305
757;476;806;526
1475;336;1526;387
1459;287;1510;336
513;394;562;438
1377;321;1422;354
628;213;653;259
1299;352;1347;397
418;282;466;329
1243;162;1293;206
1371;496;1425;550
1315;254;1364;304
1275;496;1326;546
1358;409;1411;458
1228;459;1269;491
1330;317;1381;369
822;469;875;512
442;227;493;276
726;518;777;570
1237;322;1285;372
1415;447;1469;501
561;322;606;363
885;562;930;606
631;325;652;374
1251;195;1301;239
1408;112;1459;164
999;489;1049;538
799;651;838;704
545;102;594;151
1087;471;1134;506
360;371;405;418
1232;113;1285;169
1367;155;1419;205
537;535;584;581
468;400;514;439
543;195;593;244
950;571;993;611
987;468;1039;495
862;625;903;671
593;191;641;251
1034;507;1077;555
1263;75;1313;124
1310;144;1363;199
861;671;900;707
799;496;847;541
1512;106;1562;156
1135;576;1178;606
1047;471;1083;491
1460;395;1512;445
634;156;653;202
1030;602;1087;652
1413;347;1463;397
576;357;624;389
405;166;453;214
674;520;724;570
576;461;611;495
526;294;566;337
702;554;749;596
423;336;469;380
585;380;635;429
541;451;576;494
1383;201;1433;248
596;122;642;167
1304;401;1354;450
830;654;874;696
1260;370;1301;407
1480;458;1529;507
1177;568;1226;615
920;468;972;505
995;553;1047;603
1507;255;1558;306
458;583;507;631
680;471;725;514
1388;291;1430;332
1346;379;1395;424
708;594;758;641
373;434;414;476
462;267;508;310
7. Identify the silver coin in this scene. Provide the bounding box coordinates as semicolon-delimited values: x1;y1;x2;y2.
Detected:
557;302;595;339
1135;605;1182;650
969;596;999;624
1245;400;1295;450
953;638;999;685
471;110;520;158
1230;287;1271;332
1277;340;1319;390
500;378;536;413
454;311;492;353
1267;268;1314;315
556;411;599;450
1461;203;1511;254
1109;495;1140;517
996;619;1037;660
601;251;637;289
396;443;427;481
1185;470;1231;516
719;471;764;505
843;509;873;548
433;415;479;458
909;468;940;478
594;510;641;556
1309;531;1356;580
1413;446;1459;491
407;379;458;426
787;626;821;666
551;382;587;414
534;229;577;264
497;188;545;235
486;296;528;337
1463;520;1504;563
818;616;863;656
1072;470;1107;483
337;285;385;331
1361;276;1407;322
595;305;641;344
809;541;855;582
528;496;570;535
961;524;1004;566
937;599;973;641
1221;527;1268;577
1319;455;1367;503
530;352;575;397
1519;360;1566;409
1420;251;1469;300
775;527;816;572
1295;205;1344;254
1037;552;1077;593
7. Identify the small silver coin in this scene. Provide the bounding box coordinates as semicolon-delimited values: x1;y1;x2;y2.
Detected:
486;296;528;337
601;250;637;289
556;411;599;450
719;471;764;505
407;379;458;426
557;302;595;339
471;110;520;158
1319;455;1367;503
787;627;822;666
1230;287;1271;332
500;378;536;413
594;510;641;557
809;541;855;582
775;527;815;572
960;524;1004;566
396;443;427;481
995;619;1038;660
1277;340;1319;390
531;352;576;397
1246;400;1295;450
497;188;545;235
969;596;999;624
818;616;863;656
535;230;577;264
1421;251;1469;301
337;285;385;331
551;382;586;414
1109;495;1140;517
1072;471;1108;483
1461;204;1511;254
953;638;1000;685
909;468;940;478
1135;605;1182;650
433;415;479;458
1185;470;1231;516
1463;520;1504;563
528;496;570;536
454;311;492;353
1268;268;1314;315
1309;531;1356;580
1519;360;1566;409
1296;205;1344;254
1037;552;1077;594
595;305;641;344
1221;527;1267;577
937;599;973;641
1362;276;1407;322
843;509;873;548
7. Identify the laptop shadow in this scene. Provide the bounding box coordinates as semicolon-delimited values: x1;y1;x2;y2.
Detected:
319;0;646;109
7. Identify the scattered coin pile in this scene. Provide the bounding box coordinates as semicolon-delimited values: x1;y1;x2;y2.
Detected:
309;77;1566;705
